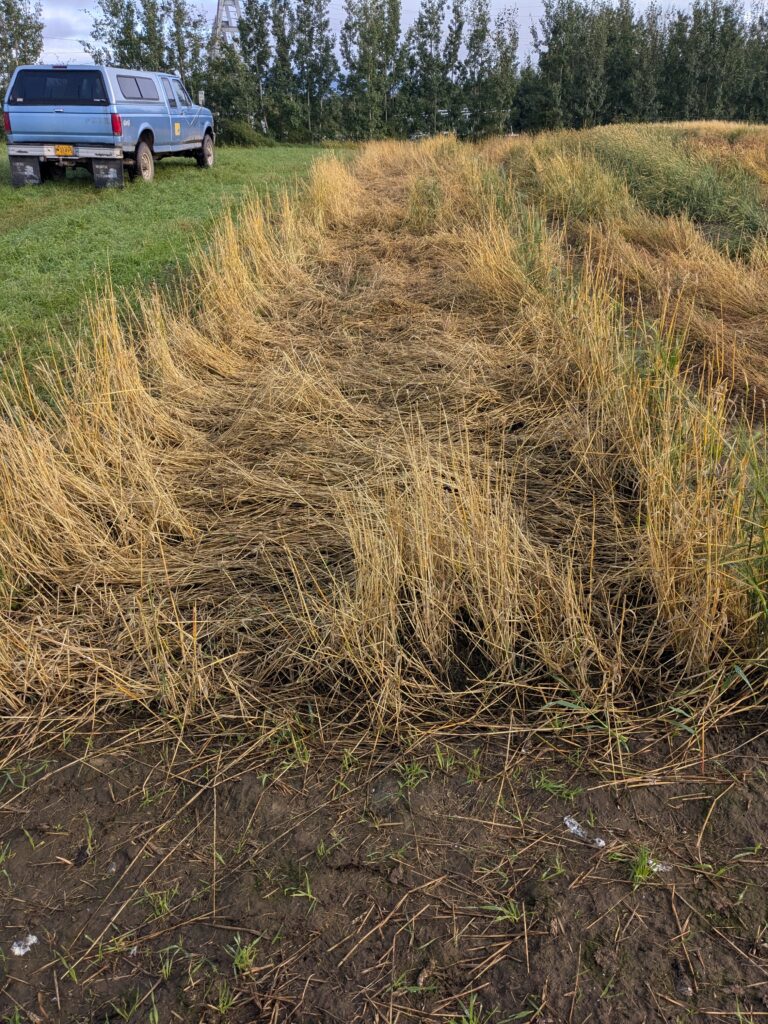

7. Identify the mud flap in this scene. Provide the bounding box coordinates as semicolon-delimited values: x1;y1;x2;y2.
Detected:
92;159;125;189
10;156;41;187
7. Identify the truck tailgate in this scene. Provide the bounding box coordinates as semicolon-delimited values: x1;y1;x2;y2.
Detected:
6;69;115;143
9;108;115;143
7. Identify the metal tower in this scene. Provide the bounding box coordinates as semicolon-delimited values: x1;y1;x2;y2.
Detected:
211;0;243;52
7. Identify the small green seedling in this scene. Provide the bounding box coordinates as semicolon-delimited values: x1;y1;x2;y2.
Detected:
226;933;261;975
541;851;566;880
434;742;456;774
142;884;179;919
449;994;497;1023
397;760;429;793
285;870;317;909
630;846;654;889
391;969;438;994
466;748;482;784
483;897;522;925
533;771;582;802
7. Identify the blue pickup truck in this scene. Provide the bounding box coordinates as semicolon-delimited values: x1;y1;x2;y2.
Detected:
3;65;215;188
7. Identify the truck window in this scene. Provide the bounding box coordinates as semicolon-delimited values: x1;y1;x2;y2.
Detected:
117;75;159;101
137;77;160;101
8;69;108;106
117;76;142;100
161;78;177;108
172;80;192;107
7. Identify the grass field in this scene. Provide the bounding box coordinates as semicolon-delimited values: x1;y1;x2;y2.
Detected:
1;125;768;1022
0;143;324;366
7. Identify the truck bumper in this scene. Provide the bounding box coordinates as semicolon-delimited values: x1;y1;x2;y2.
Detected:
8;143;126;188
7;143;124;159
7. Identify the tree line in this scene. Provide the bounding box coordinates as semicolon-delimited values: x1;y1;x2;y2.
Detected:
1;0;43;97
3;0;768;141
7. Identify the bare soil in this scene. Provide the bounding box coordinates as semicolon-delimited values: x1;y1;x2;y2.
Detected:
2;727;768;1023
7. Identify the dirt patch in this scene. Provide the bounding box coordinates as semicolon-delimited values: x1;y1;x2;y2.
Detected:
1;727;768;1022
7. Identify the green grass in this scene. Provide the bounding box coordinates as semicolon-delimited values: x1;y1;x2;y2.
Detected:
0;143;325;365
581;125;768;244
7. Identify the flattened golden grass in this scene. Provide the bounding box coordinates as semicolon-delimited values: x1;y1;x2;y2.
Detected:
0;129;766;754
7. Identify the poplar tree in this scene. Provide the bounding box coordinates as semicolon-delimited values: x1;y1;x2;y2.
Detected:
0;0;43;98
293;0;338;138
341;0;399;138
690;0;745;118
514;57;559;130
403;0;449;134
267;0;302;138
85;0;206;82
442;0;465;127
239;0;271;130
659;10;694;118
381;0;402;130
743;8;768;121
632;2;664;121
164;0;208;89
461;0;492;136
139;0;166;68
533;0;607;128
603;0;637;121
489;6;518;133
204;40;256;136
85;0;146;67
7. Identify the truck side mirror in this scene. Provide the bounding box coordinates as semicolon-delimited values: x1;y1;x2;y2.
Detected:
197;90;205;106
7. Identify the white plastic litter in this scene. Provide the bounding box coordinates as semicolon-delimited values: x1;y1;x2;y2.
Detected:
564;815;606;849
11;934;38;956
649;857;672;873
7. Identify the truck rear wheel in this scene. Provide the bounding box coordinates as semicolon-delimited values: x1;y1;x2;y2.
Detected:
197;134;214;169
134;140;155;182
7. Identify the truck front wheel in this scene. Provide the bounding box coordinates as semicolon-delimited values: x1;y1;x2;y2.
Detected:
196;134;214;169
134;140;155;182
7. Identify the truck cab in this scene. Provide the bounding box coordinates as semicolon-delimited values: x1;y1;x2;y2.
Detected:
3;65;215;188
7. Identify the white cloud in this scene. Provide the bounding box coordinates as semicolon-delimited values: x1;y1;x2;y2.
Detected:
40;2;92;61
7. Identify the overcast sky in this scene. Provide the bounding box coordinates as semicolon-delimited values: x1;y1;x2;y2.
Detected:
40;0;546;64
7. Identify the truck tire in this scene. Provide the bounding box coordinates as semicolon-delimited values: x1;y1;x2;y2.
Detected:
197;134;214;169
134;140;155;182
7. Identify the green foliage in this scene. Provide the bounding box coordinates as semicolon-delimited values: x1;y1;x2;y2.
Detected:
0;0;42;101
399;0;454;136
165;0;208;92
204;42;258;128
293;0;338;139
582;126;768;240
239;0;271;130
67;0;768;142
219;117;276;144
340;0;402;138
226;933;261;974
84;0;207;92
266;0;305;139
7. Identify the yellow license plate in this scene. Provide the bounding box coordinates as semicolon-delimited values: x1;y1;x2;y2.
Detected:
54;144;74;157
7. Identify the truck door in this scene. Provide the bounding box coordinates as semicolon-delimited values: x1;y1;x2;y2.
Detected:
169;78;202;147
159;77;182;145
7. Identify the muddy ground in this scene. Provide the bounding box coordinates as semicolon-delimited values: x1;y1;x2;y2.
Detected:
1;725;768;1023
